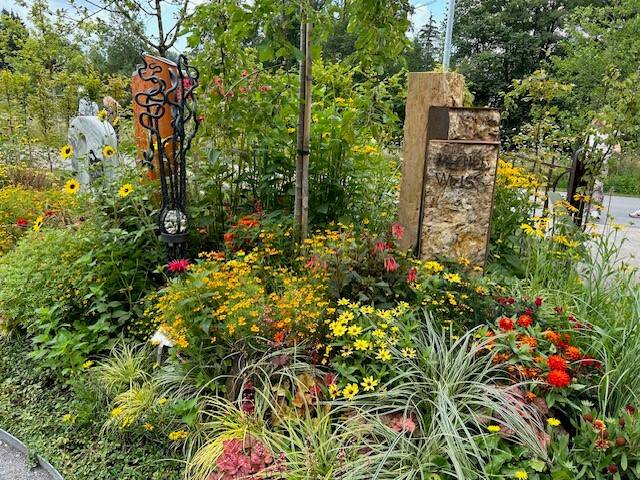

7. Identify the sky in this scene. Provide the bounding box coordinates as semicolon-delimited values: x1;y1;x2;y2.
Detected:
1;0;450;53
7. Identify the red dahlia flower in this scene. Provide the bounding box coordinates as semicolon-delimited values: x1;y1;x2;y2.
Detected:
517;314;534;328
547;369;571;388
498;316;514;331
167;258;190;273
535;297;543;306
547;355;567;371
15;218;28;228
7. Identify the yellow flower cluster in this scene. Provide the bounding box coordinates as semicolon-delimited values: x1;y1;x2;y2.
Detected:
168;430;189;441
0;184;79;254
327;302;415;400
149;249;329;348
351;145;379;155
496;159;540;191
520;216;549;238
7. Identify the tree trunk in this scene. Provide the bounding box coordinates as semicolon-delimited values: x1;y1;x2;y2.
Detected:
294;15;312;241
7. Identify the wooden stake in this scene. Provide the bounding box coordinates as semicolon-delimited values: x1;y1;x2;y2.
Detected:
295;15;312;242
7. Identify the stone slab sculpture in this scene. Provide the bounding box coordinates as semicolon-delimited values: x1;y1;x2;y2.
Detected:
78;97;99;116
68;116;119;188
418;106;501;267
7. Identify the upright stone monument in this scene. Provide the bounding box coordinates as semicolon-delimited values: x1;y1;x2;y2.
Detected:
398;72;465;252
418;106;500;267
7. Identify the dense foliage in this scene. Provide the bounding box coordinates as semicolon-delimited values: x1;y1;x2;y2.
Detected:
1;0;640;479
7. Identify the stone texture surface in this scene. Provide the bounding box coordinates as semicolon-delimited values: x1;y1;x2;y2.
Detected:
448;108;500;141
398;72;465;252
419;140;499;266
68;116;118;188
0;441;52;480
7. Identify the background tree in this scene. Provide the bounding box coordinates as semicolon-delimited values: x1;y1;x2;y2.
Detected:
452;0;597;109
72;0;190;57
89;14;146;76
0;10;28;71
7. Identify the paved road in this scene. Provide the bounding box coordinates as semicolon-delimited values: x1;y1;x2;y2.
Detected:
597;195;640;229
0;441;51;480
592;195;640;269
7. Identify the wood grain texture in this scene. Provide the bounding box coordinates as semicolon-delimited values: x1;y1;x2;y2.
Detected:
398;72;465;252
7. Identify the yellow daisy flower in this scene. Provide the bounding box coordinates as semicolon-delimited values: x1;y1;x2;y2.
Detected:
347;325;363;337
64;178;80;194
97;109;108;121
353;339;371;351
102;145;116;158
547;417;561;427
342;383;359;400
60;144;73;159
33;215;44;232
515;471;528;480
118;183;134;198
361;376;379;392
487;425;501;433
376;348;392;361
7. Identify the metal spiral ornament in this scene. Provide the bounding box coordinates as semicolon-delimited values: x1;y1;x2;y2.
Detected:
134;53;201;260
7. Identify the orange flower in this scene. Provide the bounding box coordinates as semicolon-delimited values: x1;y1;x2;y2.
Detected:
518;314;534;328
543;330;562;345
547;369;571;388
593;419;607;431
525;391;537;402
238;217;259;228
565;346;581;360
224;232;235;246
274;331;285;343
519;335;538;349
547;355;567;371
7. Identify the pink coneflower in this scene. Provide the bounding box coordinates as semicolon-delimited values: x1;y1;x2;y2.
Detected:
384;256;399;272
391;222;405;240
406;267;417;284
167;258;190;273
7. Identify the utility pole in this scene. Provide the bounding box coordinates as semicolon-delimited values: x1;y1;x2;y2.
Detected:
442;0;456;70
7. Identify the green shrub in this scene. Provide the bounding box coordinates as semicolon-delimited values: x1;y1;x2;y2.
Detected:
0;176;164;373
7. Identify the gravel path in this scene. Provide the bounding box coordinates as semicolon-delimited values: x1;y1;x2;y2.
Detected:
0;440;52;480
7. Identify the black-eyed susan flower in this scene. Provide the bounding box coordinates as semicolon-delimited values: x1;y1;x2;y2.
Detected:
342;383;359;400
361;376;379;392
118;183;134;198
60;144;73;159
102;145;116;158
33;215;44;232
97;109;108;121
64;178;80;194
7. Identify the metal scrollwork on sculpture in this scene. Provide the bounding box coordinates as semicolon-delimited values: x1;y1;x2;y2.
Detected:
134;54;201;260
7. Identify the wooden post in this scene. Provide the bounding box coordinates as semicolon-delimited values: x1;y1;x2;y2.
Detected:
398;72;465;252
294;16;312;241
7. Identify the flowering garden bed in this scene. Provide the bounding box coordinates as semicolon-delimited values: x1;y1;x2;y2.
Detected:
1;158;639;479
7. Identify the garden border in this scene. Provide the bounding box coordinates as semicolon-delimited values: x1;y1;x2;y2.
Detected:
0;427;64;480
